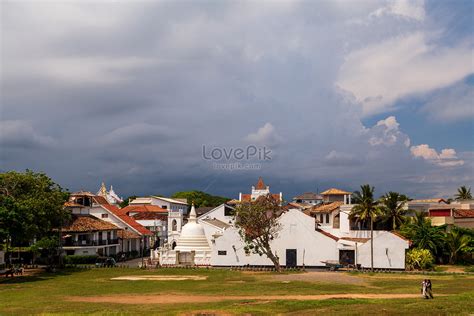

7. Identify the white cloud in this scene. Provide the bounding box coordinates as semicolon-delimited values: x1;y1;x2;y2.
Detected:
337;32;473;116
410;144;464;167
368;116;410;147
244;123;282;147
370;0;425;21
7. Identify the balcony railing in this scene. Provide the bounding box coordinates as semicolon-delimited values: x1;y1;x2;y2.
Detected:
63;239;119;247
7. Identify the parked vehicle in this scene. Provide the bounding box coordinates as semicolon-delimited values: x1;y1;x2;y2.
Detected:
95;257;116;267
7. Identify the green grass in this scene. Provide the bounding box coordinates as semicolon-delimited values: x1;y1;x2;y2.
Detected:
0;267;473;315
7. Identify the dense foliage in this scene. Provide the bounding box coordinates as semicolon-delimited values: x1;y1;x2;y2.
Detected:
405;248;434;270
64;255;99;264
0;170;69;248
172;190;230;208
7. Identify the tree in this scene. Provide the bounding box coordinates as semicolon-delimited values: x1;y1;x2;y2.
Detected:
379;192;409;231
172;190;230;208
0;170;69;261
455;186;472;200
445;229;471;264
400;212;444;257
349;184;379;271
119;196;137;208
234;194;282;271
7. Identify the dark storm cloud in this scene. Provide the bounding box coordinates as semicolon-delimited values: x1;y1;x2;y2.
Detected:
1;0;472;199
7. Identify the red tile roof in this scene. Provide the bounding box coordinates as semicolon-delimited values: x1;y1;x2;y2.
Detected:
132;212;168;221
100;204;152;236
240;193;281;202
255;177;267;190
62;215;119;232
120;204;168;215
315;229;339;241
454;209;474;218
320;188;351;195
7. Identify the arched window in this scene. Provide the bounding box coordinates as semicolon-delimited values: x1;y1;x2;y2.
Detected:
319;214;324;223
172;241;177;250
172;219;177;231
326;214;330;224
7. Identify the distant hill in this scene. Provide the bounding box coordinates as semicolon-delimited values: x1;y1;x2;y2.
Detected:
171;190;230;208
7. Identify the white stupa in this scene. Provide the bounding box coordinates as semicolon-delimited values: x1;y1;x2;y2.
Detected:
156;203;211;266
176;204;211;253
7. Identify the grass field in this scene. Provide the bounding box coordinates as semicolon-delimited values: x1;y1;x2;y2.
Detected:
0;267;473;315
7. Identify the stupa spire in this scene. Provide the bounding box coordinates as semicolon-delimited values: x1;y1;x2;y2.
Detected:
189;202;197;222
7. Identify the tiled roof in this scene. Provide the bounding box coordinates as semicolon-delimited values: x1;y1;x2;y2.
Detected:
62;215;118;232
117;230;140;239
454;209;474;218
226;199;241;205
93;195;110;205
255;177;266;190
310;201;343;214
132;212;168;220
340;237;370;243
101;204;152;236
70;191;96;196
320;188;351;195
201;218;231;229
64;201;84;207
196;206;215;216
315;229;339;241
120;205;168;215
293;192;323;200
240;193;281;202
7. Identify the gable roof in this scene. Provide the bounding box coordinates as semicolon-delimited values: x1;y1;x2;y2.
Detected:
62;215;119;232
132;212;168;221
320;188;351;195
409;198;448;204
196;206;215;217
310;201;343;214
100;204;152;236
255;177;267;190
293;192;323;200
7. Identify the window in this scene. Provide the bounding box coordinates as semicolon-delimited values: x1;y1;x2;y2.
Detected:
326;214;330;223
162;205;167;209
319;214;324;223
218;250;227;256
224;206;234;216
172;219;177;231
101;213;108;219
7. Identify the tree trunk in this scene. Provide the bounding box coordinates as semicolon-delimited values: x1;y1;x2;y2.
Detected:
266;250;281;272
370;217;374;272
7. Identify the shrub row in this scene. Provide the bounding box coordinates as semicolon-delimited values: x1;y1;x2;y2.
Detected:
64;255;98;264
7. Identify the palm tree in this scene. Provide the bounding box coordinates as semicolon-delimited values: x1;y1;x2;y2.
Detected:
349;184;379;271
455;186;472;200
445;229;471;264
379;192;408;231
400;212;444;256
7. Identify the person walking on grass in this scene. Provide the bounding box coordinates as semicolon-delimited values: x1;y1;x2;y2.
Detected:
426;279;433;299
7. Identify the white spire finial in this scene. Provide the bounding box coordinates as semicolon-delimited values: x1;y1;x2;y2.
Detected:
189;202;197;222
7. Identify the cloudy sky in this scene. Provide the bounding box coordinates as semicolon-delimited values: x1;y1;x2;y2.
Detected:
1;0;473;200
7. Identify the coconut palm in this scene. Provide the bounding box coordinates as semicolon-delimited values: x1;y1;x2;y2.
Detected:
349;184;379;271
445;229;471;264
379;192;409;231
455;186;472;200
400;212;444;256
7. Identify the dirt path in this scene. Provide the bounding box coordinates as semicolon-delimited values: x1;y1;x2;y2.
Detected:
66;293;436;305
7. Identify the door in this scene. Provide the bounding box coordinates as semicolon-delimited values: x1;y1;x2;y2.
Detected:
339;250;355;265
286;249;297;267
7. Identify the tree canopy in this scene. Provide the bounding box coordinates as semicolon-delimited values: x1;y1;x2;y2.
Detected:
234;194;282;271
455;186;472;200
171;190;230;208
0;170;69;246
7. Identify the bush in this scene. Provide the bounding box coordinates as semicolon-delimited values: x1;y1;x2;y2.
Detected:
64;255;98;265
406;248;434;270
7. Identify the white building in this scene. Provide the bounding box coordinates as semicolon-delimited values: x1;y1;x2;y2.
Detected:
129;196;188;214
97;182;124;206
198;202;409;269
238;177;282;204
